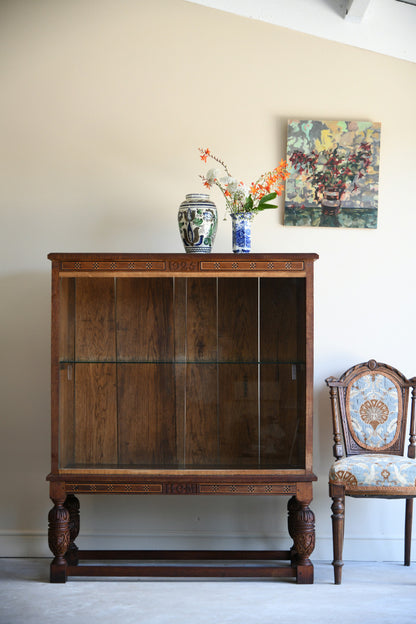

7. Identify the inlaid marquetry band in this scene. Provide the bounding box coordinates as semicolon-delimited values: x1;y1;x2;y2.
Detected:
66;483;163;494
65;482;296;495
61;261;166;272
60;260;304;273
199;484;296;494
200;261;303;271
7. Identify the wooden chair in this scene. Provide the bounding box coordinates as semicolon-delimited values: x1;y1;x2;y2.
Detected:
326;359;416;584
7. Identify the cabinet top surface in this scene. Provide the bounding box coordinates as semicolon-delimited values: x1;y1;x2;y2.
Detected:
49;252;318;261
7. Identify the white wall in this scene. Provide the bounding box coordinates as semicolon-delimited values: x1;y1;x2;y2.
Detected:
1;0;415;564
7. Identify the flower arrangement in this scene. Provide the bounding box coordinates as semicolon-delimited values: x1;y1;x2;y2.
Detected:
199;148;289;215
289;142;372;202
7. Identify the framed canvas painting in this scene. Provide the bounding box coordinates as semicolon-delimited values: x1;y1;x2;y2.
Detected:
284;120;381;228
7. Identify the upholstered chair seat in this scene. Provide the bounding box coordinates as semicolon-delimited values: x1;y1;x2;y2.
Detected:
329;454;416;496
326;360;416;584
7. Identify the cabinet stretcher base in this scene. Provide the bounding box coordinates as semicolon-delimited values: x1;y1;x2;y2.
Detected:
51;549;313;583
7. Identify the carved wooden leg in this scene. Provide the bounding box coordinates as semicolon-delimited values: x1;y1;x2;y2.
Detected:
48;498;70;583
330;484;345;584
65;494;80;566
292;500;315;584
404;498;413;566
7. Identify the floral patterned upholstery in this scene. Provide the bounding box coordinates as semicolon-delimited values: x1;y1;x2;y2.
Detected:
347;373;401;450
329;454;416;496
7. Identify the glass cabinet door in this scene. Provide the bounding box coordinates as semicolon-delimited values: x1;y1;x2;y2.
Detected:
58;275;306;470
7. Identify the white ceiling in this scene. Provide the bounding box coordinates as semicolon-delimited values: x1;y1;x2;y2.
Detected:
186;0;416;63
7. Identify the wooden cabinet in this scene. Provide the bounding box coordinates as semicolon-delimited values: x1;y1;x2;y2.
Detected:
47;253;318;583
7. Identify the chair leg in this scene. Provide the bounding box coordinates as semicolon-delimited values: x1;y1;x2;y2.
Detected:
405;498;413;566
330;486;345;584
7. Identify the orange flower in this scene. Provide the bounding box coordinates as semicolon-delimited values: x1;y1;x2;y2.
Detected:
199;148;210;163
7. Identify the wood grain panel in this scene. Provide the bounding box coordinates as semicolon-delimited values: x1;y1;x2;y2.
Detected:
296;279;307;362
292;363;306;467
59;363;74;467
218;278;257;361
74;364;118;465
59;278;75;361
185;278;217;362
185;364;218;465
118;364;176;465
174;363;186;464
218;364;258;465
260;278;306;362
174;278;187;363
75;279;116;361
259;364;304;467
116;278;174;361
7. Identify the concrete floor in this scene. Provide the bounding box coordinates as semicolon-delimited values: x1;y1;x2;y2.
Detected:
0;558;415;624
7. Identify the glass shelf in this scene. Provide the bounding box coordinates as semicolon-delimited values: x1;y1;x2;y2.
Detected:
59;360;307;365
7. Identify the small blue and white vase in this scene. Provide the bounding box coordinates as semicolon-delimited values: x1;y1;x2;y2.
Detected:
178;193;218;254
231;212;254;253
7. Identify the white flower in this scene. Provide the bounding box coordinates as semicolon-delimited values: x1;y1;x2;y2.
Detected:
221;176;238;193
206;168;221;184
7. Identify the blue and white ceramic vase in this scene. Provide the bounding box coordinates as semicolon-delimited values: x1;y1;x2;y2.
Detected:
231;212;254;253
178;193;218;253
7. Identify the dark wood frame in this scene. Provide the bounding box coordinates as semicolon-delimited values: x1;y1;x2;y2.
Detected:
47;253;318;583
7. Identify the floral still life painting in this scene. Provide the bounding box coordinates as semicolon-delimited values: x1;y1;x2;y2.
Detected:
284;120;381;228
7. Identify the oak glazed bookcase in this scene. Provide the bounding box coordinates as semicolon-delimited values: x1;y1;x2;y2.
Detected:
47;252;318;583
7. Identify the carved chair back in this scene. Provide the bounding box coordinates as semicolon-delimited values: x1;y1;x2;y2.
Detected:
326;360;416;461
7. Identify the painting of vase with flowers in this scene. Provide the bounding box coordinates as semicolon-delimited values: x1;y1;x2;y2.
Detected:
284;120;381;228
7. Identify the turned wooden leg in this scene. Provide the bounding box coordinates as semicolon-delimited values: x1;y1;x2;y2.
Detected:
405;498;413;566
48;496;70;583
330;485;345;584
65;494;80;566
292;500;315;583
